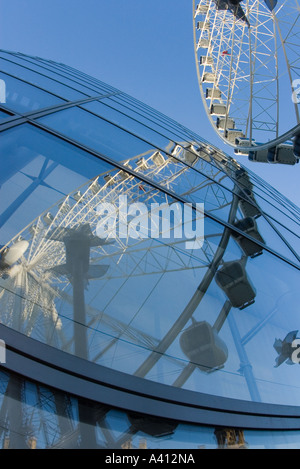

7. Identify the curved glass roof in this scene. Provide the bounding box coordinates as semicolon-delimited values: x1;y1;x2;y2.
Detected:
0;49;300;408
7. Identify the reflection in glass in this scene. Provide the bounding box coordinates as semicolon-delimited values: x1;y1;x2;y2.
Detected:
1;122;300;408
0;108;14;120
0;56;87;102
0;50;300;449
1;370;299;449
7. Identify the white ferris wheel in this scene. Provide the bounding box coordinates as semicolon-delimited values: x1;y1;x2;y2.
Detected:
193;0;300;164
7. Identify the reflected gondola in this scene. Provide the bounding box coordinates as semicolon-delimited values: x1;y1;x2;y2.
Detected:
215;260;256;309
232;217;264;258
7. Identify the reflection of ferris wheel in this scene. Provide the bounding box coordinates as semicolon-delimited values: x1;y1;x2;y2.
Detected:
193;0;300;164
0;143;238;369
0;140;266;446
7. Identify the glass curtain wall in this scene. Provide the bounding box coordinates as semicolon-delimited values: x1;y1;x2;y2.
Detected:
0;50;299;448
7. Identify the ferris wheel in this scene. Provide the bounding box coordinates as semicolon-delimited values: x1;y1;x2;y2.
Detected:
193;0;300;164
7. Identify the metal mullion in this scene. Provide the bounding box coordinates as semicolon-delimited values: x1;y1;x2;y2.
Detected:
1;90;298;238
0;68;70;105
255;187;300;225
31;55;116;97
79;100;296;229
259;211;300;264
0;117;27;131
77;96;239;191
122;92;203;144
223;155;300;227
45;60;117;96
261;210;300;240
3;52;107;99
112;93;235;177
114;87;228;151
0;106;15;117
17;118;300;271
76;101;267;217
0;91;121;131
240;172;300;225
230;173;300;229
99;93;195;146
79;96;194;146
112;92;213;157
1;106;294;268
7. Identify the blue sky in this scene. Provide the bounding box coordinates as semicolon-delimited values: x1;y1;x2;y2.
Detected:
0;0;299;207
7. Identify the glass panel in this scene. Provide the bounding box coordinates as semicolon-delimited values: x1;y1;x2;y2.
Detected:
232;166;300;228
233;204;300;266
1;122;299;408
99;95;196;146
82;99;237;193
0;54;101;98
1;370;300;449
82;99;175;152
111;93;198;142
35;56;117;95
100;95;247;187
39;108;237;210
0;108;14;120
38;106;157;162
253;182;299;226
256;195;300;240
0;71;64;113
39;107;300;264
264;215;300;259
0;56;87;101
14;53;115;97
0;123;112;244
38;107;239;221
208;245;300;406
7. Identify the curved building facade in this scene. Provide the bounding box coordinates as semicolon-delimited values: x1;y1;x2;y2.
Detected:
0;49;299;449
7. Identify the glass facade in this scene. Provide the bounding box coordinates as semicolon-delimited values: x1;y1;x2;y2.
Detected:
0;49;299;449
